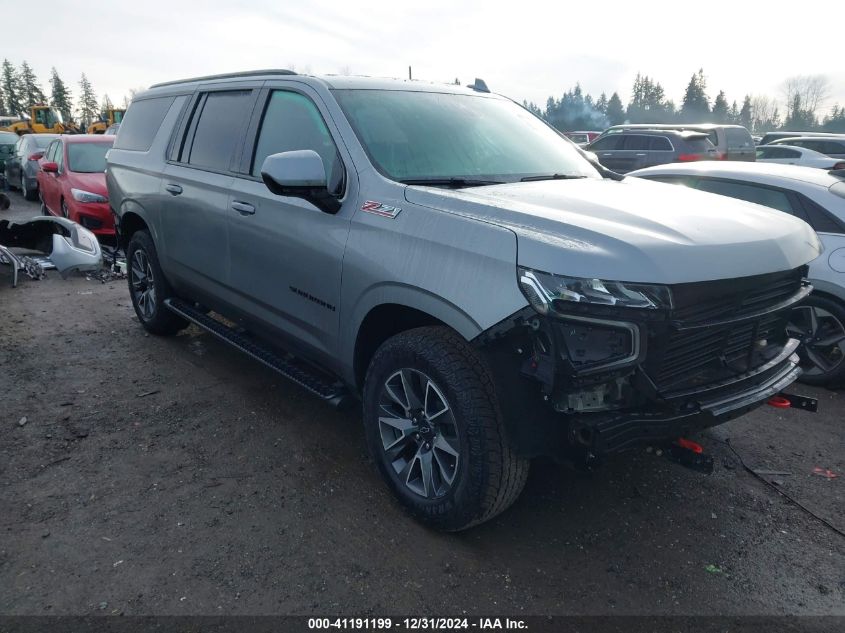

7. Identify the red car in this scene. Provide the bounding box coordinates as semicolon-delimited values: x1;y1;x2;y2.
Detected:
37;135;115;240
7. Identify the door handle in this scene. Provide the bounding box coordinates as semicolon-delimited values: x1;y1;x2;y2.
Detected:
231;201;255;216
165;184;182;195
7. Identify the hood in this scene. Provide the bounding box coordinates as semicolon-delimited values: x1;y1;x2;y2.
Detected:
404;177;821;284
68;171;108;197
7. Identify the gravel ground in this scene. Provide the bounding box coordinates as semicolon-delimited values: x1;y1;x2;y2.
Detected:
1;191;843;617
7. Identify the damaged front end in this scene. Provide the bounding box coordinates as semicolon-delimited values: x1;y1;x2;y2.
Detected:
478;266;811;464
0;216;102;287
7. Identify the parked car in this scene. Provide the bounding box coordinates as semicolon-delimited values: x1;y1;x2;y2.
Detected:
104;123;120;135
36;135;115;240
4;134;59;200
769;137;845;159
564;131;601;146
759;131;845;146
108;70;819;530
586;129;717;173
630;161;845;384
596;124;756;161
0;131;18;188
756;144;845;170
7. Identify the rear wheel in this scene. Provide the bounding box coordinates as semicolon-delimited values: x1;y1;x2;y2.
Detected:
363;326;529;531
127;230;188;336
789;296;845;386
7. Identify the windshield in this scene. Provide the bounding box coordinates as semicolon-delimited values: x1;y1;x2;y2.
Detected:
67;141;113;173
33;136;55;149
113;110;124;123
333;89;598;183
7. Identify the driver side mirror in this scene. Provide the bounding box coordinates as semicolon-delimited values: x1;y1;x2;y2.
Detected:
260;150;340;214
41;161;59;173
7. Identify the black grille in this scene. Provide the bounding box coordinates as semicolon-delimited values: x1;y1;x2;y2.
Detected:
649;267;806;392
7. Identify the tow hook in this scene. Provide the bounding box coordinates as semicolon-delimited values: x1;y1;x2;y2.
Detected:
767;392;818;412
662;437;714;475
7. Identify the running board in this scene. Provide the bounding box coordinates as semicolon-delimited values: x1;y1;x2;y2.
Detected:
164;297;350;407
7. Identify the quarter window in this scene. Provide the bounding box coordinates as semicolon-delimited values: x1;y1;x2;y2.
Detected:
251;90;343;193
113;96;174;152
589;136;620;151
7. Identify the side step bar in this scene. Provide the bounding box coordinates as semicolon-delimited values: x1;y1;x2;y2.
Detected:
164;298;349;407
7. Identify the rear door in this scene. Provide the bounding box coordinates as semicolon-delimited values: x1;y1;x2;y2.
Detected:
225;85;356;365
645;135;674;168
40;140;62;213
159;86;258;300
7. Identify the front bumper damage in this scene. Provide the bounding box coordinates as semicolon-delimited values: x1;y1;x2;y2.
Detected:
477;266;812;462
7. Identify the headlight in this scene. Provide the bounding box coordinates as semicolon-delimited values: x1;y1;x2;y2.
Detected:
518;267;672;316
71;188;107;203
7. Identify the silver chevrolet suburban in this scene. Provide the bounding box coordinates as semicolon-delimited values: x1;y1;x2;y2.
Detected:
106;70;821;530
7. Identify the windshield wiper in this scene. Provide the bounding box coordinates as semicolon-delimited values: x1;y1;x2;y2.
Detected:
519;174;588;182
399;178;505;188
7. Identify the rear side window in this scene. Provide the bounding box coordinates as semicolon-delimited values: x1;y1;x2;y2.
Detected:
695;179;795;214
623;135;651;151
726;128;753;149
589;136;620;151
707;131;719;147
250;90;344;193
648;136;672;151
685;138;713;153
798;194;845;233
114;97;174;151
186;90;253;172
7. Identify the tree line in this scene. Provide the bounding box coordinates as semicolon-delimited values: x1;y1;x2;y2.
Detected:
0;59;129;129
523;69;845;134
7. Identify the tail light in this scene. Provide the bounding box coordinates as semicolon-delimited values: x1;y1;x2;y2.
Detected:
715;152;727;160
27;152;43;161
678;153;703;162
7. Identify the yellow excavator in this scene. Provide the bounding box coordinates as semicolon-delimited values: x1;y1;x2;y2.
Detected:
87;108;125;134
0;105;81;135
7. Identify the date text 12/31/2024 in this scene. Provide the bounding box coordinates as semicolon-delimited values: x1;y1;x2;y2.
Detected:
308;618;528;630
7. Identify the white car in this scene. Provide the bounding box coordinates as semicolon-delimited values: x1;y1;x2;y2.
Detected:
629;161;845;385
756;144;845;170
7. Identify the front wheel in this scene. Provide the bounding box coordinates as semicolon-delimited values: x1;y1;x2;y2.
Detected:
789;295;845;386
363;326;529;531
21;175;37;201
126;230;188;336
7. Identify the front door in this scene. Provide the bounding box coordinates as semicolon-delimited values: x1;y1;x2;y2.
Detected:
226;87;355;364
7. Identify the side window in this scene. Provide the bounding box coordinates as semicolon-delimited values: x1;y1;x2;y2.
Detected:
250;90;343;193
695;179;796;214
185;90;253;172
823;141;845;155
55;142;64;171
797;194;845;234
781;148;801;158
45;140;59;162
623;135;651;151
113;96;175;152
34;109;47;125
589;136;619;151
649;136;672;151
726;128;753;149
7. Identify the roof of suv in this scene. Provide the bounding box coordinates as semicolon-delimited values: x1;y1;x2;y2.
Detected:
601;129;709;140
145;70;496;98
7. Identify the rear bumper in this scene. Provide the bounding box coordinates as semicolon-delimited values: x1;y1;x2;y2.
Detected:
572;348;801;454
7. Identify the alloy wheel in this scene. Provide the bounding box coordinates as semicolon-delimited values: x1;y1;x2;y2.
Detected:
377;368;461;499
130;249;157;321
788;305;845;377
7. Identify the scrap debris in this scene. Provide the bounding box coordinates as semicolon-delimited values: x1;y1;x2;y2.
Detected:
812;467;838;479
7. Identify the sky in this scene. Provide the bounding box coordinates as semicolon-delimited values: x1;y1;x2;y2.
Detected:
8;0;845;116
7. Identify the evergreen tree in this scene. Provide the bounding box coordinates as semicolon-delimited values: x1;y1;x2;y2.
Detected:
49;67;73;123
77;73;99;128
711;90;729;123
681;68;710;122
19;61;46;108
822;104;845;133
627;73;669;123
739;95;753;129
0;84;5;115
728;100;740;124
1;59;22;116
606;92;625;126
100;93;114;119
595;92;608;114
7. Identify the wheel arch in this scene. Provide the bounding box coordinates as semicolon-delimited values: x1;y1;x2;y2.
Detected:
349;291;481;392
117;202;152;251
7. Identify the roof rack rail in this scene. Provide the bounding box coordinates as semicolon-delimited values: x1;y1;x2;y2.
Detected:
150;69;297;89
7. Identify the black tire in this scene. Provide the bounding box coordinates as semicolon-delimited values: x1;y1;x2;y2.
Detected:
790;295;845;386
21;175;37;201
126;230;188;336
363;326;529;531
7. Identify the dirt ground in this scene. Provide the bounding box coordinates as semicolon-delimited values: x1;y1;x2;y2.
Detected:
1;192;843;617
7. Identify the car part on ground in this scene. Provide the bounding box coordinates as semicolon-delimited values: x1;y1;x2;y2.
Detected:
0;215;102;287
107;70;820;529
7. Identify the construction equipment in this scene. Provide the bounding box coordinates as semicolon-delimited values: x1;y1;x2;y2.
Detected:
87;108;126;134
0;105;81;135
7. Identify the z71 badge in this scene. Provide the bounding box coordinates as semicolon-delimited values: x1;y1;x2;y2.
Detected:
361;200;402;219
